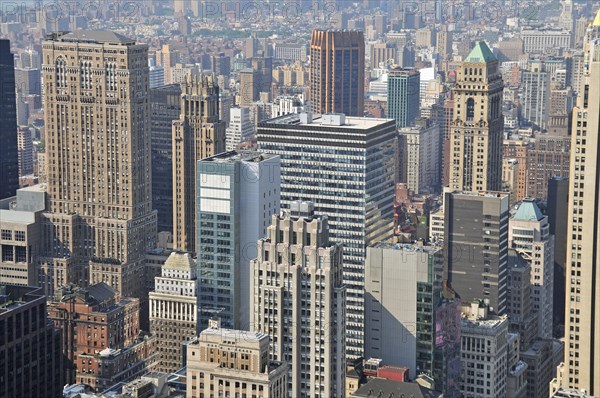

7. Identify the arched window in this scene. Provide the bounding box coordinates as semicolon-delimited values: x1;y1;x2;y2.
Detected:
466;98;475;120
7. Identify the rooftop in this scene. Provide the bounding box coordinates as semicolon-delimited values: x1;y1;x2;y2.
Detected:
372;241;443;253
513;198;544;221
50;30;136;45
198;327;267;343
352;379;442;398
203;150;277;164
465;41;497;63
261;113;394;130
164;252;195;271
594;8;600;27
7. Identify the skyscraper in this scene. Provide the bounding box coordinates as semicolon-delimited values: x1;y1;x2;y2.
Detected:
149;252;198;373
196;151;280;330
444;191;510;315
225;107;254;151
250;202;346;398
172;74;226;253
561;12;600;394
0;285;64;398
257;113;396;359
386;67;420;128
0;39;19;199
365;242;461;396
449;42;504;192
310;30;365;116
509;199;554;339
521;60;550;131
150;83;181;234
40;31;157;299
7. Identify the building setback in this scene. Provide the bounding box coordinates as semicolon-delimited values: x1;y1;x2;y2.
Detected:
40;30;157;301
149;252;198;373
257;113;396;359
172;74;226;254
250;202;346;398
186;325;288;398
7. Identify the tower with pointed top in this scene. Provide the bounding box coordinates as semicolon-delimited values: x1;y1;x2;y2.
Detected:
172;74;226;253
448;41;504;192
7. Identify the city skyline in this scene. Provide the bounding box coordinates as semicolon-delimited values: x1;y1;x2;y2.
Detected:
0;2;599;397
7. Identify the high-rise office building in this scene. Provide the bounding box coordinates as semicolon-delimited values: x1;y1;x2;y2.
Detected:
239;69;258;107
509;199;554;338
397;117;441;193
449;42;504;192
258;113;396;359
149;252;198;373
17;127;33;177
444;191;510;314
506;251;538;350
172;74;226;253
521;60;551;131
526;134;571;200
436;25;453;62
225;107;255;151
250;202;346;398
186;324;288;398
211;52;231;78
0;285;64;398
460;302;509;398
0;39;19;200
548;176;569;327
310;30;365;116
365;242;461;396
561;12;600;394
387;67;420;128
196;151;280;330
150;83;181;234
40;31;157;299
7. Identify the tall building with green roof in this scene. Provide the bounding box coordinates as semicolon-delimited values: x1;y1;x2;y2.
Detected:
448;41;504;192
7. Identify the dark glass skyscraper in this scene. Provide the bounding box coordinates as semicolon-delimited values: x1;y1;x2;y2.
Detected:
0;39;19;199
310;30;365;117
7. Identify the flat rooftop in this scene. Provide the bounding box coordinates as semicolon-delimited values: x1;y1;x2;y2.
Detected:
261;113;394;130
47;30;136;45
372;242;443;254
199;327;267;343
203;150;277;164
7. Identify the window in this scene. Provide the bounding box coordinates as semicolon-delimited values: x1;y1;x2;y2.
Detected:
466;98;475;120
1;230;12;240
15;231;25;242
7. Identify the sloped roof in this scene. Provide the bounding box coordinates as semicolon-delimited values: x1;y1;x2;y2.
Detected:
86;282;117;304
513;198;544;221
465;41;497;63
593;8;600;26
59;30;135;45
164;252;195;271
